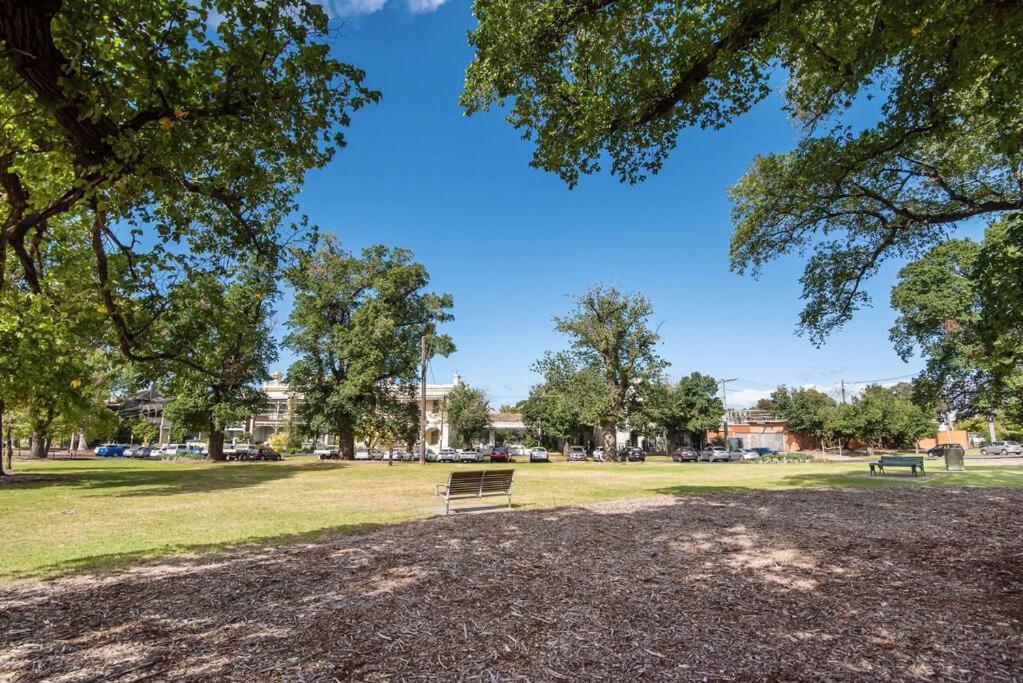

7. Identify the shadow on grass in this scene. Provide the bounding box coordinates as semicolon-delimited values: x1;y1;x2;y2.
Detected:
9;518;388;580
7;458;348;498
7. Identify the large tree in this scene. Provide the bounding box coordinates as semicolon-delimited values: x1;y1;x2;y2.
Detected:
521;351;607;450
153;266;277;461
636;373;724;446
285;237;453;458
1;0;376;367
462;1;1023;340
553;285;667;460
890;220;1023;429
446;384;491;448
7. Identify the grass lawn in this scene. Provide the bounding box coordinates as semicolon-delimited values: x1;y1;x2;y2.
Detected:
3;455;1022;579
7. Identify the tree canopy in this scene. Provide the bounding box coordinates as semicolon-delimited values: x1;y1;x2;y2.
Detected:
445;384;491;448
462;0;1023;340
284;237;453;458
553;285;666;459
154;264;277;460
1;0;376;366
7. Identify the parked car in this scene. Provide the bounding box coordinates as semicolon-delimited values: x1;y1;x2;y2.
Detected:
700;446;727;462
237;446;280;461
437;448;459;463
124;445;153;458
624;446;645;462
159;443;201;458
95;443;125;457
353;448;372;460
748;447;777;457
489;445;510;462
592;447;605;462
529;447;549;463
567;445;588;461
314;445;340;459
459;448;484;463
926;443;963;457
672;446;699;462
981;440;1022;456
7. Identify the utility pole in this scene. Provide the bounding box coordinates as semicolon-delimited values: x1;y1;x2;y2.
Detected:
719;378;737;451
419;336;428;465
840;379;846;405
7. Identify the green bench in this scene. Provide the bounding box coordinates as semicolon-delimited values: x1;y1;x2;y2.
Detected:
869;455;925;476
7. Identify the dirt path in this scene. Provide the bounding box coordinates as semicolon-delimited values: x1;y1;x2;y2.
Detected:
2;487;1021;681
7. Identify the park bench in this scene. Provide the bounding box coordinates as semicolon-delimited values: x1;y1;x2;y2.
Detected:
434;469;514;515
869;455;925;476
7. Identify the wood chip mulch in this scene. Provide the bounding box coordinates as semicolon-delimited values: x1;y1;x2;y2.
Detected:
2;487;1022;681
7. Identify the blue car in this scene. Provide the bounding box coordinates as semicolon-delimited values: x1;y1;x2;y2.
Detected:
95;443;125;457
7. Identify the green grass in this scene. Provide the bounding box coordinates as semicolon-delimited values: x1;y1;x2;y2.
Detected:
3;455;1021;579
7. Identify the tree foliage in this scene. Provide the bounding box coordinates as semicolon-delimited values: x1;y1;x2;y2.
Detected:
521;351;607;449
890;217;1023;425
0;0;377;397
148;263;276;460
552;285;666;459
463;0;1023;340
446;384;491;448
635;373;723;442
285;237;453;457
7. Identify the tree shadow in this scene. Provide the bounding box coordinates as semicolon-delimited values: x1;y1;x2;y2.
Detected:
2;487;1020;680
6;458;348;497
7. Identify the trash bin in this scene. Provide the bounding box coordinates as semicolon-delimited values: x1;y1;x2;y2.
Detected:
943;445;966;471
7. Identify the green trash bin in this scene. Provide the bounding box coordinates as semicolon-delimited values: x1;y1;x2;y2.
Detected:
943;445;965;471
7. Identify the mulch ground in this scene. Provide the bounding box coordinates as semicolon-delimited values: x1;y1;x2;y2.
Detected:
2;487;1022;681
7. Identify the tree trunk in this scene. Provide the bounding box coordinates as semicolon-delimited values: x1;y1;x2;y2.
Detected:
31;430;48;458
4;422;13;472
602;424;619;462
207;428;226;462
0;400;5;476
338;419;356;460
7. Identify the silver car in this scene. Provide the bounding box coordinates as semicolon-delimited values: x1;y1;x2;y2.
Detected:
980;440;1022;456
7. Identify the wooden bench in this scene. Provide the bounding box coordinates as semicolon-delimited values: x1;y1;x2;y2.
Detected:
869;455;925;476
434;470;514;515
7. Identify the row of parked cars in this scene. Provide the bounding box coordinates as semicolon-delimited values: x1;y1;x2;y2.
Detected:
94;442;281;461
670;445;778;462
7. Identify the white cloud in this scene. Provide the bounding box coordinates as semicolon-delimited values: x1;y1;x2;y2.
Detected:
406;0;448;12
727;388;773;409
318;0;448;15
323;0;387;15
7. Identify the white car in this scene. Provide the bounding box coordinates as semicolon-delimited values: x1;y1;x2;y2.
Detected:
568;446;588;461
981;440;1022;456
159;443;201;457
592;447;605;461
529;447;549;463
314;445;340;459
437;448;458;463
458;448;484;463
354;448;372;461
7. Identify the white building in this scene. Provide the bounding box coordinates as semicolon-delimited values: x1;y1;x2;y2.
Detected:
229;372;501;449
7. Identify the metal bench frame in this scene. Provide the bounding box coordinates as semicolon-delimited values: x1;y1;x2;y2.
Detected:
434;469;514;515
869;456;925;476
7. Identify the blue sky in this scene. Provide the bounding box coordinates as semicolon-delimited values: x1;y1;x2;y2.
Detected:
273;0;938;407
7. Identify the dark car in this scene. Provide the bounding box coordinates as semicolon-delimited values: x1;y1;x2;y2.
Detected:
749;447;777;457
672;446;699;462
240;446;280;461
927;443;963;458
489;445;510;462
624;446;645;462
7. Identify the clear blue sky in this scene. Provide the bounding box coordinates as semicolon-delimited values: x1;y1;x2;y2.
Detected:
272;0;950;407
